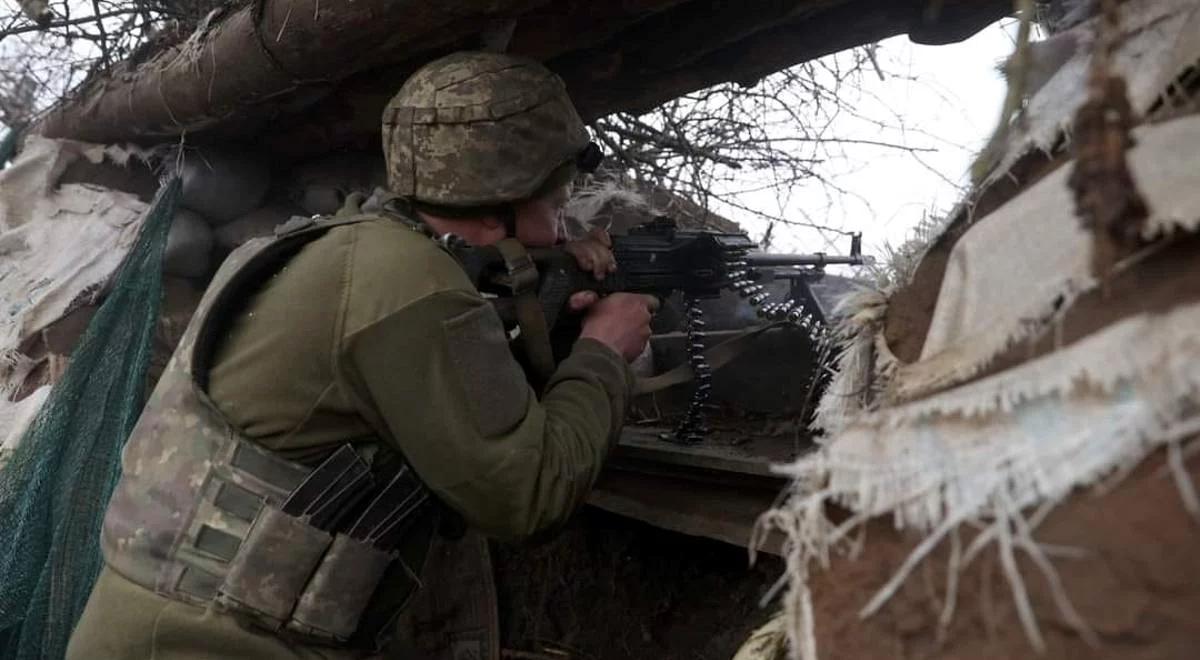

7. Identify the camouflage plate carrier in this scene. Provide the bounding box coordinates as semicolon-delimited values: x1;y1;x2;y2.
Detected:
101;212;435;650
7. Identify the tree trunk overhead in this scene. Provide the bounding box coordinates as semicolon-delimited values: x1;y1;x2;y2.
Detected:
33;0;1008;155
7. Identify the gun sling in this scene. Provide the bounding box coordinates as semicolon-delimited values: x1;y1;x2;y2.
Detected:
634;321;790;395
493;238;558;385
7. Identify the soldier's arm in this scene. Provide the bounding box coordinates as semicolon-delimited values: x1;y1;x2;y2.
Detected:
340;288;634;541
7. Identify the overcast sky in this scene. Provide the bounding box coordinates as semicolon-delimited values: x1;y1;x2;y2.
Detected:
716;18;1020;260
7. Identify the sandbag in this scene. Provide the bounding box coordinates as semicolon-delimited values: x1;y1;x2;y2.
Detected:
180;148;271;224
287;152;385;216
163;208;213;279
148;277;203;388
215;204;297;250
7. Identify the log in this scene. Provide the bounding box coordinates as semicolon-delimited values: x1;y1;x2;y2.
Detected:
257;0;1008;158
558;0;1011;117
251;0;694;156
554;0;844;80
506;0;691;60
33;0;1007;153
33;0;549;144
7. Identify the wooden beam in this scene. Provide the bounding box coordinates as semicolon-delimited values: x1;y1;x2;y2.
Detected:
251;0;698;156
506;0;691;60
611;426;798;482
587;470;786;556
257;0;1007;158
557;0;1010;119
33;0;550;144
554;0;842;81
249;0;693;156
33;0;1007;155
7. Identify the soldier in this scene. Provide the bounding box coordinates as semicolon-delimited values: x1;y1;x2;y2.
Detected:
67;51;657;659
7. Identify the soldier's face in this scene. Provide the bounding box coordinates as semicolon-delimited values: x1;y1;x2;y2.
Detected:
514;184;571;247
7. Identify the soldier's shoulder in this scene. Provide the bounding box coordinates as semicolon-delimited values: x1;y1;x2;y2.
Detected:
340;214;475;299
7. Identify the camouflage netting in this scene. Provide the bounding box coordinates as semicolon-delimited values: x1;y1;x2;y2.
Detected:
0;177;179;659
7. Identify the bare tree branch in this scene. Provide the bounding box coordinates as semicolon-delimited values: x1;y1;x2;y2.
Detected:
588;45;939;248
0;0;231;129
2;8;137;38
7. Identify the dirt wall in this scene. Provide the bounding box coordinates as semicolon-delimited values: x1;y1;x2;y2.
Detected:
804;448;1200;660
493;508;782;660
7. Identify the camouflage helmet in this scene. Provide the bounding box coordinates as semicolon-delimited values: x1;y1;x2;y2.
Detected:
382;51;596;208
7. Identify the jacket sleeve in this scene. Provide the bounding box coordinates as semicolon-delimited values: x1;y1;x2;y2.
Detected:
340;288;634;541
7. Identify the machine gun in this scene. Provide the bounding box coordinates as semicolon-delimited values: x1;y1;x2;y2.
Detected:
469;217;861;319
531;218;755;330
466;217;868;443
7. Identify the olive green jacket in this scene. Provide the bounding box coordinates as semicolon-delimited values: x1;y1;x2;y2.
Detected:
67;214;633;659
205;214;633;539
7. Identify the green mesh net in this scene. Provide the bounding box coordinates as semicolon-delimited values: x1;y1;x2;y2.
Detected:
0;176;180;659
0;127;20;170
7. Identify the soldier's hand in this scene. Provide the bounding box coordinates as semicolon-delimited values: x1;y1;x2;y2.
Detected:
579;293;659;362
561;228;617;281
567;290;599;312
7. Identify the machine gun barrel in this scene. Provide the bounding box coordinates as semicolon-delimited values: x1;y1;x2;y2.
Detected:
743;232;870;270
745;252;868;268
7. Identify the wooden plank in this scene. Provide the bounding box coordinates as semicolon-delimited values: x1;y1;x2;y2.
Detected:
613;426;797;481
586;425;800;553
587;470;786;556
